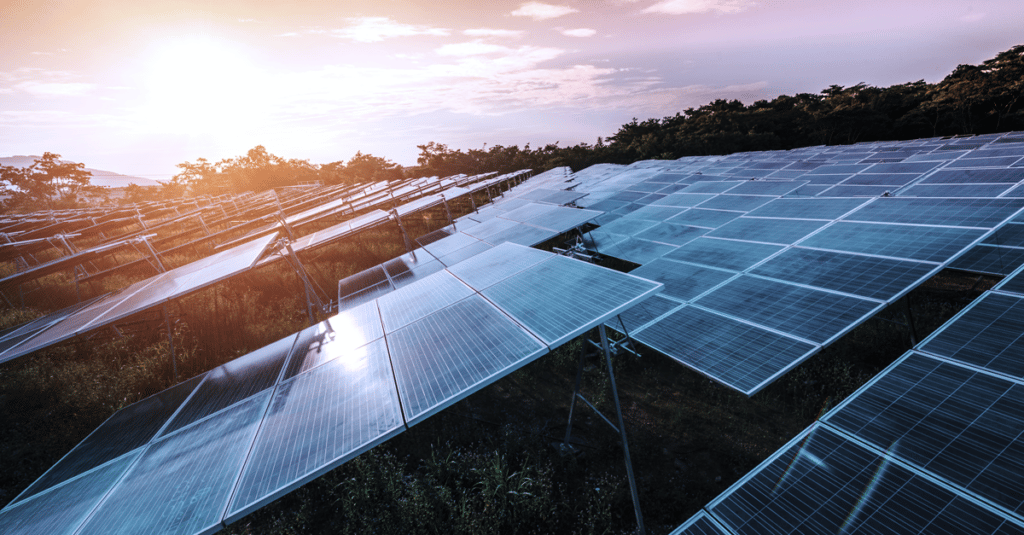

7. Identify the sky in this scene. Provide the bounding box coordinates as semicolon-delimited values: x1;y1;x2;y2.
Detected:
2;0;1022;178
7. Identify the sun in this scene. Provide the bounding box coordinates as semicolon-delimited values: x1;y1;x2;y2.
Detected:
141;36;264;136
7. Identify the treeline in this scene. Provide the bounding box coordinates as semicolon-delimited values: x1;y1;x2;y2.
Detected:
414;44;1024;176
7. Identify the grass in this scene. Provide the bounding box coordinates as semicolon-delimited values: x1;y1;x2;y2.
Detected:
0;189;1001;533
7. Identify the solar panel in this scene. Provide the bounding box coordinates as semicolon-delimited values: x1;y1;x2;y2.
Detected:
679;181;741;194
376;270;474;333
479;222;558;247
605;294;682;334
799;221;986;262
899;183;1015;197
745;197;868;220
724;181;806;196
669;511;730;535
694;275;882;344
664;237;783;271
949;244;1024;275
706;425;1022;535
0;453;141;535
751;247;937;302
844;197;1024;228
825;352;1024;516
695;194;775;212
600;237;679;264
663;207;744;229
629;258;735;302
446;242;551;290
76;392;270;535
923;168;1024;184
386;294;546;425
632;305;816;395
651;193;719;208
480;254;662;347
997;265;1024;296
634;222;708;246
11;374;205;503
983;222;1024;247
706;217;827;245
918;292;1024;380
226;337;403;522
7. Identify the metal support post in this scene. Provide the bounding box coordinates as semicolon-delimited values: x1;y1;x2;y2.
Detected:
599;325;645;535
903;296;918;346
284;240;321;326
164;305;177;382
469;191;478;213
563;339;589;446
441;195;454;229
139;237;166;272
391;209;413;253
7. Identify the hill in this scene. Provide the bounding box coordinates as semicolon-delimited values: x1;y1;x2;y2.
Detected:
0;155;162;188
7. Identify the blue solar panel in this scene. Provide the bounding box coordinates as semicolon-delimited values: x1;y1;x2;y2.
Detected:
799;222;986;262
707;217;827;245
919;292;1024;380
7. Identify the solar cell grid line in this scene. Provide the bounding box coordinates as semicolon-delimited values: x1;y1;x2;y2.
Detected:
798;221;988;263
744;197;870;220
629;305;817;395
664;237;785;272
479;253;663;347
668;511;731;535
446;241;551;290
376;269;475;333
917;292;1024;381
949;244;1024;276
599;237;680;265
384;293;548;426
703;424;1024;535
750;247;940;303
822;351;1024;518
9;373;206;505
224;337;403;524
0;452;141;535
694;274;883;345
628;258;737;303
994;263;1024;297
75;391;272;535
706;217;829;245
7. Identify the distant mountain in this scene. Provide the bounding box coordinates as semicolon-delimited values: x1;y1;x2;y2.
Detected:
0;155;162;188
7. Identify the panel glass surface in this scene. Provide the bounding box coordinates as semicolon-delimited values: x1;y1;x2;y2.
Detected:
983;222;1024;248
724;181;806;196
377;268;474;333
843;197;1024;228
77;392;269;535
681;181;741;194
696;275;881;344
629;258;735;302
605;294;682;334
634;222;708;246
924;168;1024;184
482;255;661;347
480;222;557;247
284;302;385;380
617;205;686;222
745;197;868;220
899;184;1014;198
826;352;1024;515
665;238;783;271
387;294;547;424
593;217;659;237
462;217;520;241
695;194;775;212
633;305;816;395
950;244;1024;276
998;267;1024;296
650;193;718;208
752;247;936;302
227;338;402;521
799;222;986;262
670;512;730;535
920;292;1024;379
0;453;139;535
707;217;827;245
420;231;481;259
446;241;552;290
709;426;1021;535
665;208;743;229
15;374;203;502
162;334;294;436
435;240;494;267
600;237;679;265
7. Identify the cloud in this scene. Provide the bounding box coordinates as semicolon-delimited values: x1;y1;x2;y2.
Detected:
643;0;754;15
436;42;516;57
0;68;94;97
332;17;450;42
511;2;578;20
464;28;524;38
561;28;597;37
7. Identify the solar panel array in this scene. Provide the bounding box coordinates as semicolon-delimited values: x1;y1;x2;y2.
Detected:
0;242;661;535
671;259;1024;534
551;132;1024;395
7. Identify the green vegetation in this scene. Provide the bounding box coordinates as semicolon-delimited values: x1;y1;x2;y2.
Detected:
0;152;98;211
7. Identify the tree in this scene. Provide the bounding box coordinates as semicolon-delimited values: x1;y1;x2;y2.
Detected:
0;152;95;211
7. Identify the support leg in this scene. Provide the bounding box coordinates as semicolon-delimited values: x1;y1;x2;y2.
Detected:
599;325;645;535
563;338;589;446
903;296;918;346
